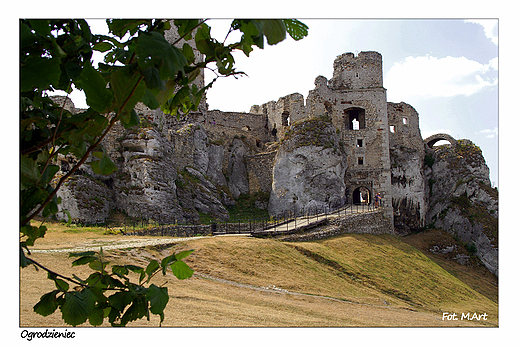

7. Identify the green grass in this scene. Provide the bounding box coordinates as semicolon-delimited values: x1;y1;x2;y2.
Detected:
226;192;270;222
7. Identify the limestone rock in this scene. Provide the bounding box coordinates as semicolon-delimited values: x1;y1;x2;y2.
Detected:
114;127;183;224
426;140;498;275
227;138;249;199
390;146;428;234
268;117;347;216
56;173;111;224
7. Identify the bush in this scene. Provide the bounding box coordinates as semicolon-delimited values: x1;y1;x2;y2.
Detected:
464;242;478;255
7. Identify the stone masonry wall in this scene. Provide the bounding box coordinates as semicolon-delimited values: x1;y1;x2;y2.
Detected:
245;151;276;194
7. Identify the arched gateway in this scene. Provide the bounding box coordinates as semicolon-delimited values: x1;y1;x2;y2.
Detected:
424;133;457;148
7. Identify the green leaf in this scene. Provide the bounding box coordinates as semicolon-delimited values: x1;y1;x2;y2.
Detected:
175;250;194;261
108;291;135;311
120;109;140;129
54;278;70;292
89;260;105;272
142;67;165;90
111;67;146;117
146;284;169;315
142;89;160;110
107;19;149;38
41;164;59;184
21;56;61;92
93;41;113;52
260;20;287;45
170;261;194;280
120;295;148;326
88;306;105;326
20;224;47;247
78;63;113;113
69;251;97;257
112;265;129;278
182;42;195;65
283;19;309;41
174;19;201;40
34;290;60;317
21;156;41;185
60;291;89;326
98;151;118;175
136;31;187;80
71;255;97;267
145;260;160;276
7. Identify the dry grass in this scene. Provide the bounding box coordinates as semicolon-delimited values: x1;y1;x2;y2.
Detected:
20;224;498;327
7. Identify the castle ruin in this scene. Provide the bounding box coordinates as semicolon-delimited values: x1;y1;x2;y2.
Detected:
53;35;498;274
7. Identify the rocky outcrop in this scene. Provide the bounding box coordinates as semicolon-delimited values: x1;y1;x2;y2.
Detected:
227;138;250;199
55;172;111;224
110;126;183;223
388;102;428;235
425;140;498;275
268;116;347;216
390;146;428;234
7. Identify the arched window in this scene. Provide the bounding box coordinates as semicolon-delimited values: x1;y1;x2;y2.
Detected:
345;108;365;130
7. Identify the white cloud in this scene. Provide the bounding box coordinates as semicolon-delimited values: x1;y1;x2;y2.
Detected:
386;55;497;102
476;127;498;138
465;19;498;45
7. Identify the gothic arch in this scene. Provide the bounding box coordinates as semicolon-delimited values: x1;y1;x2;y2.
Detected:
424;133;457;148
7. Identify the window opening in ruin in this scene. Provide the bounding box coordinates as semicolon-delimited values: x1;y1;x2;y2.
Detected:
403;117;408;125
389;125;395;133
357;139;364;147
282;111;290;127
345;108;366;130
353;186;370;205
357;157;364;165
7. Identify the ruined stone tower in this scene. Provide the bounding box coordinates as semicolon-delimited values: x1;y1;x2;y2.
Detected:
305;51;394;228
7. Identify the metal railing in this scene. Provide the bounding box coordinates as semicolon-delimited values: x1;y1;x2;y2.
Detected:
113;201;381;237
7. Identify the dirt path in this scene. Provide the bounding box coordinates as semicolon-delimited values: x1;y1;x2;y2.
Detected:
29;234;248;253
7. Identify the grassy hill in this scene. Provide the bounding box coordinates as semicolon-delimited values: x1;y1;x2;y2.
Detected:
20;226;498;327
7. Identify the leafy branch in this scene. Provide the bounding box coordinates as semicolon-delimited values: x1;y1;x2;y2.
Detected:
30;247;194;326
20;18;308;327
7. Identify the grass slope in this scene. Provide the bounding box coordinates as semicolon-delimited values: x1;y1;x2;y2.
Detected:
20;227;498;327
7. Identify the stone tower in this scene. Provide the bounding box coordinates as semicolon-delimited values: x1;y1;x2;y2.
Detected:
306;51;394;229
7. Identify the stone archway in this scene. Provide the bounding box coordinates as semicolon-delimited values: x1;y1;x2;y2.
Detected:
424;133;457;148
353;186;371;205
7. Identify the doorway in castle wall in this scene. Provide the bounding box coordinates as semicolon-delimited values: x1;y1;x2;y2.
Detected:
353;186;371;205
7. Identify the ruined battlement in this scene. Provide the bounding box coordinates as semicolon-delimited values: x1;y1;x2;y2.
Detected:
330;51;383;90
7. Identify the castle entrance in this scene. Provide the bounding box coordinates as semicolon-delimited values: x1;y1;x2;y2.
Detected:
353;186;371;205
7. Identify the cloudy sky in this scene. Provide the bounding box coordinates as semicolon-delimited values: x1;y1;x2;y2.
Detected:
204;19;499;187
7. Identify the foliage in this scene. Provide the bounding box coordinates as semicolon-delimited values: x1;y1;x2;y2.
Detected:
20;18;308;326
30;247;193;326
424;154;435;168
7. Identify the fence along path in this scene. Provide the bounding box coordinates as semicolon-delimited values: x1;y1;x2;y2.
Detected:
251;203;377;237
115;202;379;238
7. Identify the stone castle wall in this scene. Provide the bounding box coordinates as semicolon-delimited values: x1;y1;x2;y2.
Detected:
245;151;276;194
